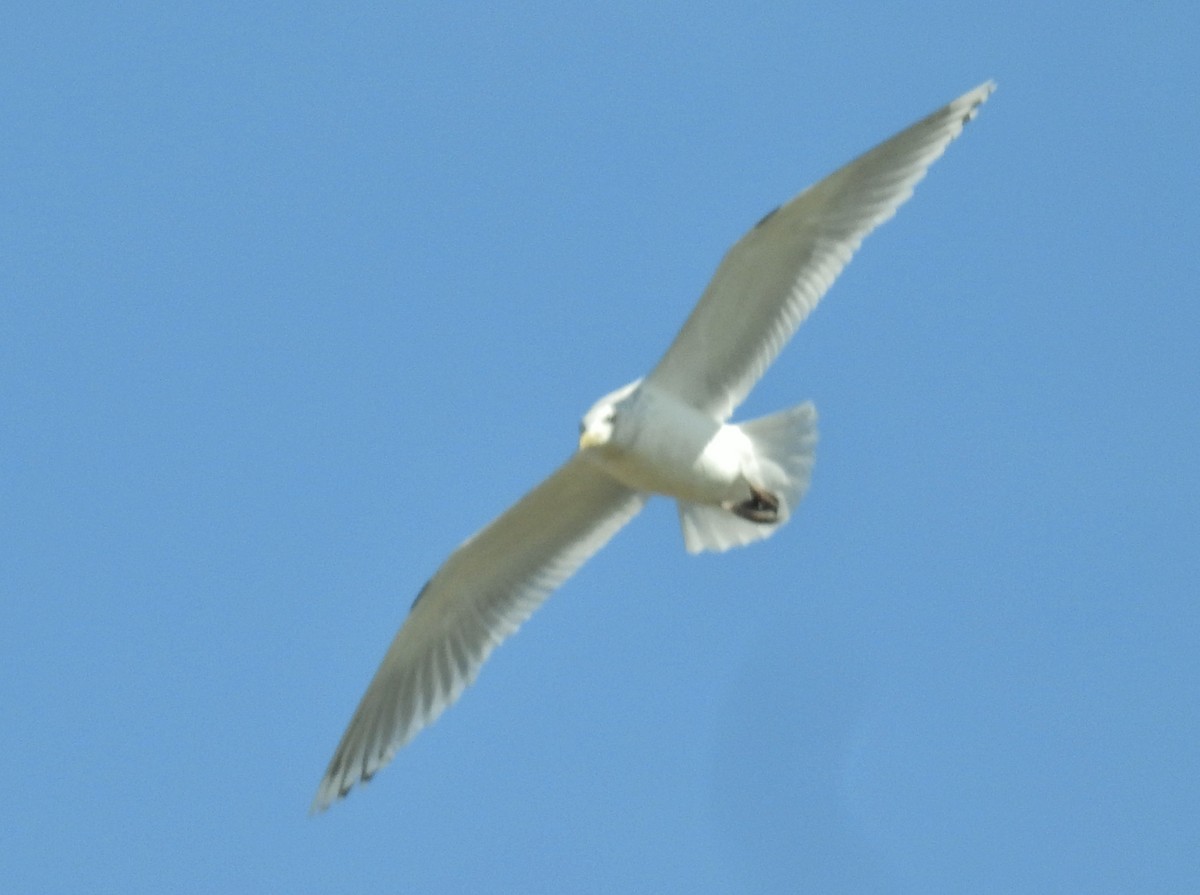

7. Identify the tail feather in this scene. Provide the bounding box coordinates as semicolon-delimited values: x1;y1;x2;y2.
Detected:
677;402;817;554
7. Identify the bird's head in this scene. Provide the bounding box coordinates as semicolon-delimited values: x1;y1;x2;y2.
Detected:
579;379;641;451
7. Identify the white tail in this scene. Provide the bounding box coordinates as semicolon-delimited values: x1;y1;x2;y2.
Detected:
677;402;817;554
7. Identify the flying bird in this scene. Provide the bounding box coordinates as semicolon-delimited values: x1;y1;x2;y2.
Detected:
312;81;994;811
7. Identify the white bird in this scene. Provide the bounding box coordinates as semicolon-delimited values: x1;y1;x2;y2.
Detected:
312;81;994;811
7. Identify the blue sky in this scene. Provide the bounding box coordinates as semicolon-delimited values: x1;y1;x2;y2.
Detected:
4;3;1197;892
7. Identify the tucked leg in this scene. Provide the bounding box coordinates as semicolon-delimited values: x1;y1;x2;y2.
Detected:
727;485;780;524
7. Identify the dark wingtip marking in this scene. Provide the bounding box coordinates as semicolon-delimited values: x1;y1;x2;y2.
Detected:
753;204;781;229
962;81;996;124
410;578;433;610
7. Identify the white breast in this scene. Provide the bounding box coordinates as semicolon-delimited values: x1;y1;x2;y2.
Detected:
586;384;751;504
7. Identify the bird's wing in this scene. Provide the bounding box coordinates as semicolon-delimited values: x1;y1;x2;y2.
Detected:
312;455;645;811
645;81;994;421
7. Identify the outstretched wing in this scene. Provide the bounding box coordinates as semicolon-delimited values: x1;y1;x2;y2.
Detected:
312;455;645;811
645;81;994;421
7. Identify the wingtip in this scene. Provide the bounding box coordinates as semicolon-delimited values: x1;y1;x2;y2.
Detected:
309;781;337;816
960;80;997;120
309;777;358;815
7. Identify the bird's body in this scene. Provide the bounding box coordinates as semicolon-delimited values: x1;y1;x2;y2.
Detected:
312;81;995;812
582;380;739;503
580;379;817;545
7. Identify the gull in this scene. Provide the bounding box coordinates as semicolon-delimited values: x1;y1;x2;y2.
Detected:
312;81;994;811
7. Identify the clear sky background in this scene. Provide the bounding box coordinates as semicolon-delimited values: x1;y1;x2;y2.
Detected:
4;3;1197;893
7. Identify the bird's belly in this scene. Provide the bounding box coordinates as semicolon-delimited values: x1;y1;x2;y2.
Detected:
591;420;750;504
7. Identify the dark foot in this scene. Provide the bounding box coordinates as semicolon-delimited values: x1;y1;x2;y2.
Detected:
729;486;779;524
